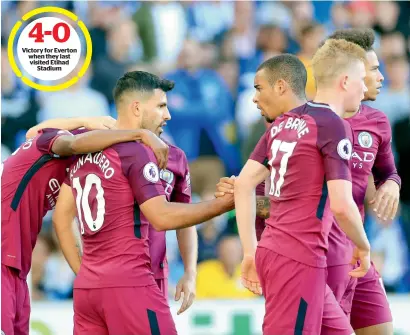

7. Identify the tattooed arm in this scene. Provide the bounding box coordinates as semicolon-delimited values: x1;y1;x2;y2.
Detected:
214;177;270;219
256;196;270;219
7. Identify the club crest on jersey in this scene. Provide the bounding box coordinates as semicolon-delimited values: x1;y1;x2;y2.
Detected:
143;162;159;183
160;169;174;184
337;138;352;160
358;132;373;148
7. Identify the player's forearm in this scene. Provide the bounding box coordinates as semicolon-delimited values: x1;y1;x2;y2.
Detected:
373;152;401;188
53;129;149;156
256;196;270;219
176;227;198;274
53;220;82;274
331;202;370;251
235;179;258;256
143;197;233;231
26;117;89;139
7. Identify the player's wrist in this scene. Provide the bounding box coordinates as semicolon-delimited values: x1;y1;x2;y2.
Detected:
243;252;256;259
385;178;401;190
133;129;148;141
358;243;371;253
184;268;197;278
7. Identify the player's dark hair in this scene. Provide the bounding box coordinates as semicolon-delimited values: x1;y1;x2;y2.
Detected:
257;54;307;99
321;28;375;52
113;71;175;104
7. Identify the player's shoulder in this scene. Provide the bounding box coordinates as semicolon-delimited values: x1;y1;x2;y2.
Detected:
360;104;385;119
166;141;188;161
360;104;390;127
111;141;153;161
306;104;349;138
166;141;183;154
305;102;342;123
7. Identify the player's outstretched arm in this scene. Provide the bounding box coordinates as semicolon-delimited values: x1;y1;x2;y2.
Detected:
140;195;234;231
234;160;268;295
327;180;371;277
52;129;169;169
26;116;117;139
214;177;270;219
53;183;82;275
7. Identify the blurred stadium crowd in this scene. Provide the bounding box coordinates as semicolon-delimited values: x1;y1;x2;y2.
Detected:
1;0;410;301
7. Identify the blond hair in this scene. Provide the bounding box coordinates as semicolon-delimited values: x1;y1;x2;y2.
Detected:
312;39;366;88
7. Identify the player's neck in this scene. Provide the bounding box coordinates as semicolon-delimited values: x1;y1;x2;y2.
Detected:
343;105;361;119
115;118;141;131
312;90;344;117
282;96;307;114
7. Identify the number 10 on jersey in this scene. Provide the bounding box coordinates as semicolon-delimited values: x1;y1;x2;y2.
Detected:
268;140;297;197
73;174;106;234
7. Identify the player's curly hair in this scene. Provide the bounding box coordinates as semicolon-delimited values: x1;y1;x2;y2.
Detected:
312;39;366;88
257;54;307;99
321;28;375;52
113;71;175;104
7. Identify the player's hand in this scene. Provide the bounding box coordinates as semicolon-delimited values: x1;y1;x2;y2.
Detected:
83;116;117;130
175;271;196;315
140;130;169;170
214;176;235;198
218;191;235;211
349;247;371;278
369;180;400;222
241;255;262;295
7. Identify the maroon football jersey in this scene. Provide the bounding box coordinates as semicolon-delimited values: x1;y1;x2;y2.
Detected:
1;129;72;279
327;104;401;266
148;144;191;280
250;102;353;268
68;141;166;288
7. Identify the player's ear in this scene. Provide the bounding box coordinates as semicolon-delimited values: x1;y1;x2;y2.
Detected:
131;100;141;117
341;75;349;91
275;79;287;96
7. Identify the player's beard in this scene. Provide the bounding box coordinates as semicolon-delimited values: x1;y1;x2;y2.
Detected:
264;115;275;123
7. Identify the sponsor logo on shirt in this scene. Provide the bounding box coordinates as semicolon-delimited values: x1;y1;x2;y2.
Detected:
351;151;375;169
358;131;373;148
46;178;61;208
143;162;159;183
337;139;352;160
160;169;174;196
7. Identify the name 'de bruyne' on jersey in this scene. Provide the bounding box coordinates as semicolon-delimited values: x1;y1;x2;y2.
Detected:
270;116;310;140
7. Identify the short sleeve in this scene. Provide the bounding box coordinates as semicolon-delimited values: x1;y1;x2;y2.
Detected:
249;131;269;167
171;151;191;204
119;143;165;205
36;128;72;155
317;117;352;182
